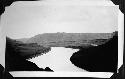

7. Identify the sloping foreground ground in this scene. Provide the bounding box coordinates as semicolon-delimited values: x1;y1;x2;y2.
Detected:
5;37;53;71
70;35;118;72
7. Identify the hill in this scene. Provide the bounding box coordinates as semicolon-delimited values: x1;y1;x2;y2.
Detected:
15;31;118;47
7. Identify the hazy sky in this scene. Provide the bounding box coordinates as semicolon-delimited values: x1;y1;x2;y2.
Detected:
1;1;118;39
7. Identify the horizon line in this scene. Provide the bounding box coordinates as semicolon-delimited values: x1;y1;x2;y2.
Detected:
7;31;118;40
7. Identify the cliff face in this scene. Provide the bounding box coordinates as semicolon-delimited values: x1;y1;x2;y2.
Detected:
5;37;53;71
70;35;118;72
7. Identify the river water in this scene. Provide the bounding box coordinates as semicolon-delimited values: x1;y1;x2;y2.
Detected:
27;47;88;72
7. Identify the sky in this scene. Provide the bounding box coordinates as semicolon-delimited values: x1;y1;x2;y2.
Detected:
1;1;118;39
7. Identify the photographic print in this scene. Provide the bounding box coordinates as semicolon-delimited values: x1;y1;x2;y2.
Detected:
0;0;121;78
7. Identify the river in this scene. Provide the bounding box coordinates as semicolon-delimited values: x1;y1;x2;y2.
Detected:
27;47;88;72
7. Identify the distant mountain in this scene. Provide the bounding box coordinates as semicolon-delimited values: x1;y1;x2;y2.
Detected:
15;38;29;43
15;32;117;47
28;33;114;46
